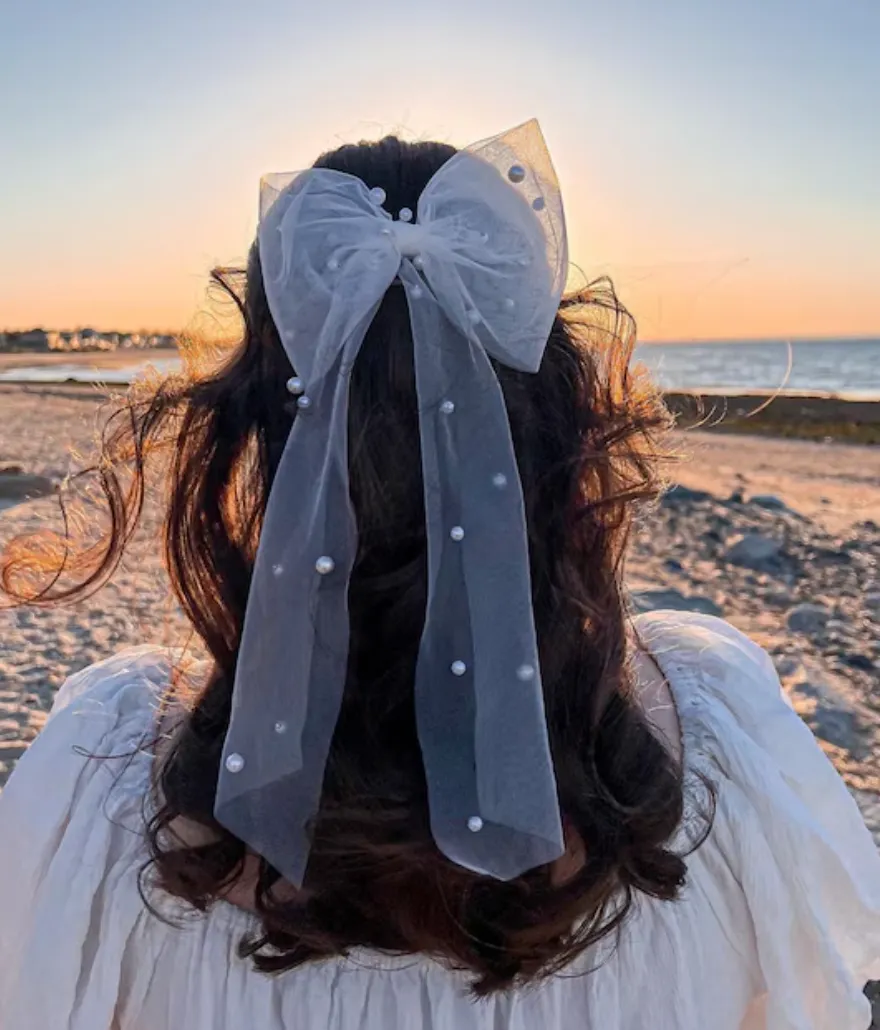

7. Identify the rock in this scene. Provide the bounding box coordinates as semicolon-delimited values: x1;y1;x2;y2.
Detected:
728;488;745;504
774;656;801;679
0;471;54;502
842;653;876;672
0;741;27;762
661;484;714;506
632;589;722;617
749;493;793;513
810;546;853;566
788;666;870;756
866;980;880;1029
786;603;831;636
722;533;785;571
865;592;880;611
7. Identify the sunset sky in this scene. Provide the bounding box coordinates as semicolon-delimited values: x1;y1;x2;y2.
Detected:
1;0;877;341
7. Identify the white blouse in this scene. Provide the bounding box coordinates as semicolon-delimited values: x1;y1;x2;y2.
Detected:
0;612;877;1030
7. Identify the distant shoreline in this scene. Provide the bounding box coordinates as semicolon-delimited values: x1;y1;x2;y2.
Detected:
665;390;880;445
0;347;181;374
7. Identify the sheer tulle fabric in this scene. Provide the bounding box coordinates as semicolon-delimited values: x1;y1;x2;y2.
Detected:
215;120;568;883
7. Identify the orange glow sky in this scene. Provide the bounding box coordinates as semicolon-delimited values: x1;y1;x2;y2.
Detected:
2;0;878;342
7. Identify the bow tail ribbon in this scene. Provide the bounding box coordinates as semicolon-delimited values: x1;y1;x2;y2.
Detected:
215;306;381;885
403;263;564;879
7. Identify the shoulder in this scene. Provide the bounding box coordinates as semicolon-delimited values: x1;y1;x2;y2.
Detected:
633;611;782;716
634;611;776;678
0;646;192;1024
50;644;179;718
3;645;198;834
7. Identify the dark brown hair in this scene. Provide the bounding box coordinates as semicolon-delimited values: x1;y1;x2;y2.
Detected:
2;136;692;995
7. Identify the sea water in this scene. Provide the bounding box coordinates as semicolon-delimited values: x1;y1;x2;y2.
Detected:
2;339;879;399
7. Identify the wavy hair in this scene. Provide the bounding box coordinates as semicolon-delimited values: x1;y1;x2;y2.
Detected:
1;136;694;995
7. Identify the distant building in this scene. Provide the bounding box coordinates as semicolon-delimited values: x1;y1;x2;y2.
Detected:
2;327;176;353
0;329;50;352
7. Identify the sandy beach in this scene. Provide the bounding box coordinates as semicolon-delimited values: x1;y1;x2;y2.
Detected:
1;380;879;843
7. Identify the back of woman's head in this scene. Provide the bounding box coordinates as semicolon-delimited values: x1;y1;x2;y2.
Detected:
2;134;687;994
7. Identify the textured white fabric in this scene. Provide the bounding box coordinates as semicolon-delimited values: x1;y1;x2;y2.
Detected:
0;613;877;1030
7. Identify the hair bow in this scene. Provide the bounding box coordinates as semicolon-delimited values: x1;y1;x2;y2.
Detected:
216;119;569;884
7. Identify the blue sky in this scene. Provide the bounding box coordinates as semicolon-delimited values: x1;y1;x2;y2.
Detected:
1;0;877;338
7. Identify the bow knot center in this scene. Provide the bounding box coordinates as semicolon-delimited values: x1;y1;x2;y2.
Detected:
389;220;431;258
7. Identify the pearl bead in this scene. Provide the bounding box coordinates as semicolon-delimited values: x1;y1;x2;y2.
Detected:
413;255;425;270
467;816;484;833
315;555;335;575
369;186;386;205
296;395;312;410
410;285;424;299
532;196;546;211
272;563;284;577
450;526;465;541
286;376;304;395
274;721;287;734
380;227;392;236
225;753;245;774
451;660;467;677
467;309;481;325
516;664;536;682
492;472;508;489
398;207;413;222
504;298;515;310
479;232;489;243
508;164;526;184
326;256;339;271
440;399;455;414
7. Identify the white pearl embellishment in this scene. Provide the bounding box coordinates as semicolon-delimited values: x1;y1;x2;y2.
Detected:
467;309;481;325
315;555;336;575
274;721;287;734
327;256;339;271
492;473;508;488
451;660;467;676
517;664;536;682
399;207;413;222
440;400;455;414
296;395;312;410
467;816;484;833
413;255;425;270
286;376;304;395
450;526;465;541
369;186;386;204
225;753;245;774
508;164;526;183
411;285;424;299
272;563;284;577
504;298;515;310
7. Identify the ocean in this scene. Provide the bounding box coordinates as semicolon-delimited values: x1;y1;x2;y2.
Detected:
1;339;879;399
635;337;880;400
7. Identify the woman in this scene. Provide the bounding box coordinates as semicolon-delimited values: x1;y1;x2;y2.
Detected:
0;121;877;1029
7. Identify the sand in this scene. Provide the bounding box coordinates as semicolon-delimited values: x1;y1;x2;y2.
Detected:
1;382;878;843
